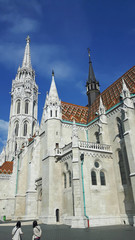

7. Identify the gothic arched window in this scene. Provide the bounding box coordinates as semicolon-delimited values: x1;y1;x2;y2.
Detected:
118;150;127;185
23;121;28;136
95;131;100;144
50;110;52;117
17;100;20;114
63;173;66;188
91;171;97;185
15;122;19;136
69;171;72;187
100;171;106;185
25;100;29;114
32;121;35;136
33;101;36;118
116;117;124;139
15;142;17;153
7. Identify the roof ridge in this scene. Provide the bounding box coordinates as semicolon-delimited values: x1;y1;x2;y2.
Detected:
62;101;88;109
101;65;135;95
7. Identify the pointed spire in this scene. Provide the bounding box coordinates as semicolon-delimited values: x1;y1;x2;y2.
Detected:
87;48;96;83
22;36;32;69
49;70;59;101
99;96;106;115
121;78;131;99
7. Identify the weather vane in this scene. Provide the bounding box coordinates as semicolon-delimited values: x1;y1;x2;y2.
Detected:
87;48;90;62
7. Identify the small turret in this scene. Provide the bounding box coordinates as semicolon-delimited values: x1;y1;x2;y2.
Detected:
41;71;62;123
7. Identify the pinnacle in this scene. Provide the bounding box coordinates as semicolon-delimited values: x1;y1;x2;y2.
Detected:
22;36;32;69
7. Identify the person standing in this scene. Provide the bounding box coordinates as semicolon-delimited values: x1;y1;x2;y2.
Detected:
32;220;42;240
12;221;23;240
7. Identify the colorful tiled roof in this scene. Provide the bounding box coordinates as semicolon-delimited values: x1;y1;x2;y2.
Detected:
0;161;13;174
61;66;135;124
87;65;135;123
61;101;88;124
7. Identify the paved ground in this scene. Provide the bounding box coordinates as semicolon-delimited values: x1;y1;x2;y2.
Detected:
0;222;135;240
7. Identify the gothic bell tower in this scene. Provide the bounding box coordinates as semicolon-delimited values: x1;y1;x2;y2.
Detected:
86;49;100;107
6;36;38;160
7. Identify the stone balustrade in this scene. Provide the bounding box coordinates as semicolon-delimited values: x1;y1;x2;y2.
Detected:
55;142;72;156
55;141;111;157
79;141;111;152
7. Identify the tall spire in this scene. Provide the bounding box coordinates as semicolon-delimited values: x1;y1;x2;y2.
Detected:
87;48;96;83
22;36;32;69
86;49;100;107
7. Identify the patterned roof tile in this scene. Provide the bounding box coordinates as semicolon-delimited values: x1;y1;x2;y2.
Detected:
62;66;135;124
62;101;88;124
0;161;13;174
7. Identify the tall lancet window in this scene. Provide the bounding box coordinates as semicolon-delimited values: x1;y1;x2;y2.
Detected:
91;171;97;185
15;122;19;136
100;171;106;185
33;101;36;118
23;121;28;136
63;173;66;188
25;100;29;114
116;117;124;139
17;100;21;114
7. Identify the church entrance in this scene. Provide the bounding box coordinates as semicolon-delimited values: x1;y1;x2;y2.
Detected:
56;209;59;222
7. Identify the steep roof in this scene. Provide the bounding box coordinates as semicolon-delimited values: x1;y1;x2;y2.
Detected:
87;65;135;123
0;161;13;174
62;101;88;124
61;66;135;124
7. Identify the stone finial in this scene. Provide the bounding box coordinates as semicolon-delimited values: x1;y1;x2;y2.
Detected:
99;96;106;115
26;35;30;43
121;78;131;99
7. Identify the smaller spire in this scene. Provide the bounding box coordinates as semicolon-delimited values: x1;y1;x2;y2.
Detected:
121;78;131;99
99;96;106;115
49;71;59;101
22;35;32;69
87;49;96;83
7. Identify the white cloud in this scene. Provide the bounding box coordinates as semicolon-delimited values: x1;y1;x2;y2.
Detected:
0;1;42;35
0;120;8;153
32;44;76;81
0;119;9;132
0;39;77;82
76;81;86;95
10;18;39;34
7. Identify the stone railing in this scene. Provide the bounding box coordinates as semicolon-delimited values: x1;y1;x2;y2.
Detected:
79;141;111;152
55;142;72;157
55;141;111;157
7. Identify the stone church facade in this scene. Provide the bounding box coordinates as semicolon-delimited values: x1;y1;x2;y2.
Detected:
0;37;135;228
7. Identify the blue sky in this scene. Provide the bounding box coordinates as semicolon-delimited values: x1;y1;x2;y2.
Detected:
0;0;135;152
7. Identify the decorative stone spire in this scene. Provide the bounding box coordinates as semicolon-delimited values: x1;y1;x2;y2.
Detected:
22;36;32;69
86;49;100;107
48;70;59;102
99;96;106;115
121;78;131;99
120;78;133;110
40;71;62;124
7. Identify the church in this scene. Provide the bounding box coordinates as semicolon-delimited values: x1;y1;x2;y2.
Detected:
0;36;135;228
